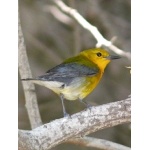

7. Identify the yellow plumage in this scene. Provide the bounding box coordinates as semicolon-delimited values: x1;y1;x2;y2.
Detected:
22;48;120;117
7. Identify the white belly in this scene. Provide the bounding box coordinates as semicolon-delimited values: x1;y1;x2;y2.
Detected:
32;77;87;100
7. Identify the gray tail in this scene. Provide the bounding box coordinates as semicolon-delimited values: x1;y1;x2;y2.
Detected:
21;78;35;81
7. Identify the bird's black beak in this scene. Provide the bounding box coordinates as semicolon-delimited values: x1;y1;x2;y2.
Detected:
106;55;121;60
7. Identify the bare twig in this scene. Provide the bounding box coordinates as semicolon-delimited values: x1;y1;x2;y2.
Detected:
44;5;73;25
18;13;42;129
68;136;131;150
52;0;110;47
109;44;131;59
51;0;131;59
19;1;130;149
18;98;131;150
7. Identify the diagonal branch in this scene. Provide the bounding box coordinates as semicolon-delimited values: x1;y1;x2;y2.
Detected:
51;0;131;60
68;136;131;150
18;12;42;129
18;97;131;150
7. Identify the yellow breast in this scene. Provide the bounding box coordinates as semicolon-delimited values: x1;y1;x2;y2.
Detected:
59;72;102;100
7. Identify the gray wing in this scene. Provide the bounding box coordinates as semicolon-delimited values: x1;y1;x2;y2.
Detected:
36;62;99;85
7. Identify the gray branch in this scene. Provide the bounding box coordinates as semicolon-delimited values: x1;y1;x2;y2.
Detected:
18;13;42;129
51;0;131;60
18;97;131;150
19;1;130;149
68;136;131;150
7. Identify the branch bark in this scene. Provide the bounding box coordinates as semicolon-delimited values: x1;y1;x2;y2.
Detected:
51;0;131;60
18;12;42;129
19;1;130;149
18;97;131;150
68;136;131;150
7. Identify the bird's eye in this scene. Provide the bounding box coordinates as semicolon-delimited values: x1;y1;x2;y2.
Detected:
96;52;102;57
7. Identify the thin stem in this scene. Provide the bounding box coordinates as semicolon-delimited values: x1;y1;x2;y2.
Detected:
68;136;131;150
18;12;42;129
52;0;131;60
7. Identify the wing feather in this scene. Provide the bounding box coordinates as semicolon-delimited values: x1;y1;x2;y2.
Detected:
36;56;100;85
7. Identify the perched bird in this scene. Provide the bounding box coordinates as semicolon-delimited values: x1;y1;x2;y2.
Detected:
22;48;120;117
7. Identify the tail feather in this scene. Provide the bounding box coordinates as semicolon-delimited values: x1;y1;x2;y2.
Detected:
21;78;35;81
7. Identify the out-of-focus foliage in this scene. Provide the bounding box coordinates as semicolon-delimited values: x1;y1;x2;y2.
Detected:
19;0;131;149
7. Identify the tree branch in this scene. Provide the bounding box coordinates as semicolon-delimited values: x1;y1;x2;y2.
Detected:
51;0;131;60
19;1;130;149
68;136;131;150
18;97;131;150
18;12;42;129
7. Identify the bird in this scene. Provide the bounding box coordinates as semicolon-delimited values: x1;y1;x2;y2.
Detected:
22;48;120;117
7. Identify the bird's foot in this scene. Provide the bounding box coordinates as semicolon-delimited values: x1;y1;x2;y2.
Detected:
63;112;71;119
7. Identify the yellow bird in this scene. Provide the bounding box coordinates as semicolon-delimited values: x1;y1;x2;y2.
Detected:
22;48;120;117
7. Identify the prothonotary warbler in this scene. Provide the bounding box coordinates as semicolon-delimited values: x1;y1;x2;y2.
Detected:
22;48;120;117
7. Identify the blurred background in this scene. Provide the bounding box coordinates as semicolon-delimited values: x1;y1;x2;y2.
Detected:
18;0;131;149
